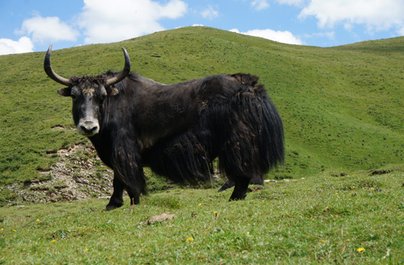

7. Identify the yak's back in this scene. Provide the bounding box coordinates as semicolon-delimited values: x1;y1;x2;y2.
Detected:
231;73;259;87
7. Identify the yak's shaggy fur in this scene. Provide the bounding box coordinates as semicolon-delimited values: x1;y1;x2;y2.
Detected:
56;69;284;210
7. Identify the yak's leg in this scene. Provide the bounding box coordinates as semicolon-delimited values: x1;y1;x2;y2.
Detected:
219;176;264;192
106;176;124;211
126;166;145;205
118;168;143;207
229;177;250;201
218;179;235;192
111;135;146;208
125;186;140;205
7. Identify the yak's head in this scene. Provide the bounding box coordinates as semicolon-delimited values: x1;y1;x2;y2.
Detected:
44;46;131;137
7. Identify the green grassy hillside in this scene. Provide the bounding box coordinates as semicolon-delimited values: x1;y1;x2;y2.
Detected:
0;27;403;201
1;169;403;264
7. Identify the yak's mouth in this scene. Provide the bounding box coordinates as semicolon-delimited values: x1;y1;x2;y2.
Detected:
78;130;99;137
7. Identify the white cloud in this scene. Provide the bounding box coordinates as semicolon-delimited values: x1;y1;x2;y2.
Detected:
19;16;78;43
231;28;302;45
299;0;404;32
276;0;303;6
201;6;219;19
398;27;404;36
79;0;187;44
0;37;34;55
251;0;270;10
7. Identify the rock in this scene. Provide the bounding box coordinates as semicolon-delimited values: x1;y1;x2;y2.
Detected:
146;213;176;225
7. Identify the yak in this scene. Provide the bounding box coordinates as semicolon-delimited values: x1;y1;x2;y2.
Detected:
44;46;284;210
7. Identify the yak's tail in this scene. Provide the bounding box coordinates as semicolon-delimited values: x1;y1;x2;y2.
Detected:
218;74;284;179
258;85;285;171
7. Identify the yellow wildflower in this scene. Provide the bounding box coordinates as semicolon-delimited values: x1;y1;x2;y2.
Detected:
356;247;365;253
213;211;219;218
51;239;57;244
185;236;194;243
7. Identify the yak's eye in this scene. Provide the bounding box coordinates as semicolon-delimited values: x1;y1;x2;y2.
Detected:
71;94;77;100
70;87;80;100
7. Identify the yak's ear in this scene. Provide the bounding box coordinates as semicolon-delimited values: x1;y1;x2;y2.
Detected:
108;87;119;96
57;87;71;97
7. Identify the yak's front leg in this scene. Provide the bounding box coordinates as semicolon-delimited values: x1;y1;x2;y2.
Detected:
106;176;124;211
111;137;146;208
126;186;141;205
123;166;145;206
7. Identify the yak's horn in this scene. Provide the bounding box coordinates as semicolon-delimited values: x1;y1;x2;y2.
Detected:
44;45;72;86
105;48;131;86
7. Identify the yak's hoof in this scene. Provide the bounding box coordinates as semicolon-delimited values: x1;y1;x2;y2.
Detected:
105;202;123;211
229;194;247;201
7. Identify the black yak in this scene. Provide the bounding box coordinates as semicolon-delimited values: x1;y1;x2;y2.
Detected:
44;46;284;210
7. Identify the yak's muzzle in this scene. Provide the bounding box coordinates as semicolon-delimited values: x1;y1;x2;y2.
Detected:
77;119;99;137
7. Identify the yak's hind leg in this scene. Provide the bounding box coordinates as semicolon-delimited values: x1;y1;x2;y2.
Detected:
229;177;250;200
218;176;264;192
217;75;285;200
218;121;263;201
218;179;234;192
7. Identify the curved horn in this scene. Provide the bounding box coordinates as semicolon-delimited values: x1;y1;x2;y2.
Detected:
105;48;131;86
44;45;72;86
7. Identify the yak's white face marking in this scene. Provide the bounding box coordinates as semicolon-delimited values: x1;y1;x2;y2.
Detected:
72;84;104;137
82;87;95;97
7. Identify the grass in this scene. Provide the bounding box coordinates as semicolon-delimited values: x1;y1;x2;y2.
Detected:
1;166;403;264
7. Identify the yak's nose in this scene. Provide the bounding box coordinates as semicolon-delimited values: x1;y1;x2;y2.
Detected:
78;121;99;136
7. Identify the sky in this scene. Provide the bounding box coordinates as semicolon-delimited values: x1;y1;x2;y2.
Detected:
1;0;404;55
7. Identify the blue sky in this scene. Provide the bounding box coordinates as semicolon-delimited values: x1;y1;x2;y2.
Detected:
1;0;403;55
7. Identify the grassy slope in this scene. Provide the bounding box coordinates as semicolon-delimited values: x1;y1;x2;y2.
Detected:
1;168;403;264
0;26;403;191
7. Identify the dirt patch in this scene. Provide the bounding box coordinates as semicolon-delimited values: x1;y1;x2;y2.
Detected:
7;144;113;204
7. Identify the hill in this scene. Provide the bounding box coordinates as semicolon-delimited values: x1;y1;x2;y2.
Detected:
0;27;403;204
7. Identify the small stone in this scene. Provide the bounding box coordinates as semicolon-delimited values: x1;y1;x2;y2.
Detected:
146;213;175;225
